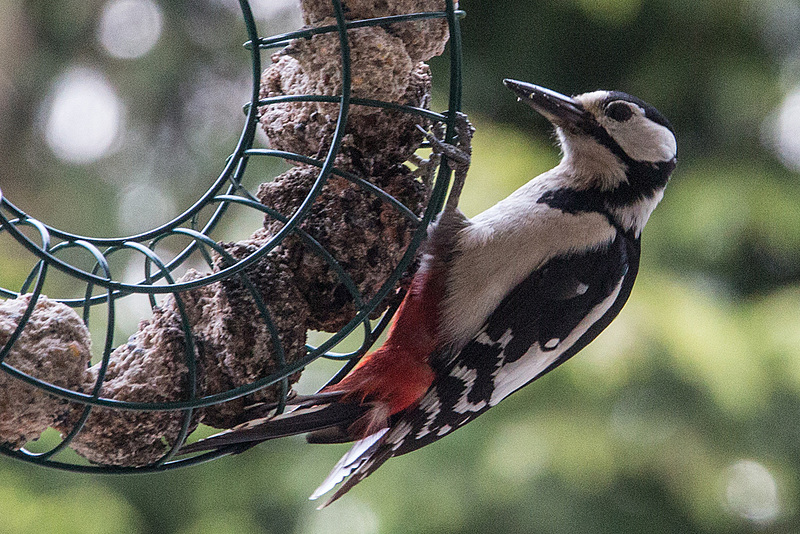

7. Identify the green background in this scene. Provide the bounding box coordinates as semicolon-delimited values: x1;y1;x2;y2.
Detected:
1;0;800;532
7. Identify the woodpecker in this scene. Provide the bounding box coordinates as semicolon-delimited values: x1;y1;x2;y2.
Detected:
180;80;677;507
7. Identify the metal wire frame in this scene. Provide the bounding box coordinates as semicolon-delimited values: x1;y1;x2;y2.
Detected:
0;0;465;473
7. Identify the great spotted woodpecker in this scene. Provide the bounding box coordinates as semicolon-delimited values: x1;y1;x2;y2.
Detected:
180;80;677;507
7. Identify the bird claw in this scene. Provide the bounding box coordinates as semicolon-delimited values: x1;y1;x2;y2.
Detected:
415;111;474;213
416;111;474;166
409;151;441;186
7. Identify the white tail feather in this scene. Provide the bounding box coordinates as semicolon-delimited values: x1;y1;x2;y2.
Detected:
309;427;389;502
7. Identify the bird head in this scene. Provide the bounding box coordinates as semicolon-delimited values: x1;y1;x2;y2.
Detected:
503;79;677;234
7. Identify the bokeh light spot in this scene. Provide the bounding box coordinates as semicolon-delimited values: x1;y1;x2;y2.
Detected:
97;0;164;59
768;87;800;172
43;66;124;164
722;459;780;525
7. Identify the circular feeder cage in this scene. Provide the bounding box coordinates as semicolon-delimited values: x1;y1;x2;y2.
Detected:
0;0;464;472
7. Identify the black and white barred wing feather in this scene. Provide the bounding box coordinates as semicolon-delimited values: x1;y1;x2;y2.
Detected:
313;231;640;506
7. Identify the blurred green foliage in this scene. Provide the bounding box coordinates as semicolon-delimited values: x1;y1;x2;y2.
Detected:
2;0;800;532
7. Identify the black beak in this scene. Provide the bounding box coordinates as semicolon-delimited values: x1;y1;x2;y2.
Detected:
503;79;588;128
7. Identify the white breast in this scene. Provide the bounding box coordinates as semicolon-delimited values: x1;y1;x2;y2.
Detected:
439;172;618;349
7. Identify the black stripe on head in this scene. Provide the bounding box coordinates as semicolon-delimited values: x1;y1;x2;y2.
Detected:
605;91;674;133
564;92;676;206
537;153;673;231
577;119;631;164
571;92;674;168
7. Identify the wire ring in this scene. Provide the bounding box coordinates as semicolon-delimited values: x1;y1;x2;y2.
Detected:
0;0;464;472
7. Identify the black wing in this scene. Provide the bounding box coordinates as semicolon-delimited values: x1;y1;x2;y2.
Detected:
388;231;640;457
315;232;640;506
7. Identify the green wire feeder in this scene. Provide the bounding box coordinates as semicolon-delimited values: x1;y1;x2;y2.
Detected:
0;0;465;473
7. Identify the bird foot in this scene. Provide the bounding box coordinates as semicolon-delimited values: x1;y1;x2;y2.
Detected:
417;111;474;166
409;151;441;187
416;111;474;212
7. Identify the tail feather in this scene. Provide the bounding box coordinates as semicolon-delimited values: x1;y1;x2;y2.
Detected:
318;448;393;508
178;401;368;455
236;390;348;422
306;425;356;444
309;427;390;506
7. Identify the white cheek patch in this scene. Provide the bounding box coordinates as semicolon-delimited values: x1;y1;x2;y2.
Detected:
603;112;677;163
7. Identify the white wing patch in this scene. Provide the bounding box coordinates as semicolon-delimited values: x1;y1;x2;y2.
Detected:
489;277;624;406
437;424;453;436
544;338;560;349
414;390;443;440
388;421;414;452
450;363;488;414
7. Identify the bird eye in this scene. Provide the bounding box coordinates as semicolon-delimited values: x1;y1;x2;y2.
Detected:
606;102;633;122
